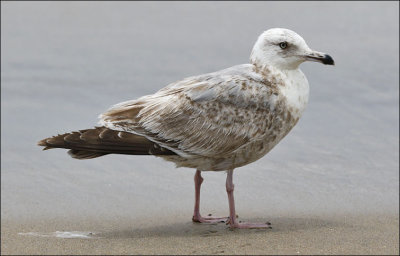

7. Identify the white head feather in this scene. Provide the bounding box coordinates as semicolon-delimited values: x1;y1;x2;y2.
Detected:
250;28;330;70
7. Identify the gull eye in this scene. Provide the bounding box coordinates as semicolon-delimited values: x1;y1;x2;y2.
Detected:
279;42;288;49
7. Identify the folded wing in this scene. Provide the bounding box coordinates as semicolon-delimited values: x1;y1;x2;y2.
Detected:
100;65;280;158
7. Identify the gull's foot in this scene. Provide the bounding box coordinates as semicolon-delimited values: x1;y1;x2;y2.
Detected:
192;214;228;224
227;218;272;229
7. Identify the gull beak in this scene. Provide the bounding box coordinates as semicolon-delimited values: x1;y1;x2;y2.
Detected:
304;51;335;65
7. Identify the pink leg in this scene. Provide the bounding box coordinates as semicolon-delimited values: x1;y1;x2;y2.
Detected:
226;169;272;229
192;170;228;223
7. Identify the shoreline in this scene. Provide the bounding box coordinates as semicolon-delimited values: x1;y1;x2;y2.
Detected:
2;212;398;255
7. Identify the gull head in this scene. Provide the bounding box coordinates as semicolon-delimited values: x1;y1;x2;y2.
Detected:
250;28;334;70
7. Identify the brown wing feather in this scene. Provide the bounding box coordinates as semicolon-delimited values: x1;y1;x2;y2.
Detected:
38;127;176;159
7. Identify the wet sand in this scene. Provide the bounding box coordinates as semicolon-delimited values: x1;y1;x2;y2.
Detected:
2;213;398;255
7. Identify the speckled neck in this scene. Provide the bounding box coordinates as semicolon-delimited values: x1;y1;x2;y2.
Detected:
252;62;286;88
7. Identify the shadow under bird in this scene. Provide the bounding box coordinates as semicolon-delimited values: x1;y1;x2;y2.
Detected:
38;28;334;229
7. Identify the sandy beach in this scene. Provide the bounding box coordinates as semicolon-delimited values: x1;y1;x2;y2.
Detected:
1;213;398;255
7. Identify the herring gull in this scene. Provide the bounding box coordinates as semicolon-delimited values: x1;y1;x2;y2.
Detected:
38;28;334;229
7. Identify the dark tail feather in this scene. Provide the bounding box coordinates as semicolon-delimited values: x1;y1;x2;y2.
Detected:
38;127;176;159
67;149;108;159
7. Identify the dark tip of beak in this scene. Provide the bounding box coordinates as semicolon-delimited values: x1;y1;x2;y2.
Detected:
322;54;335;65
